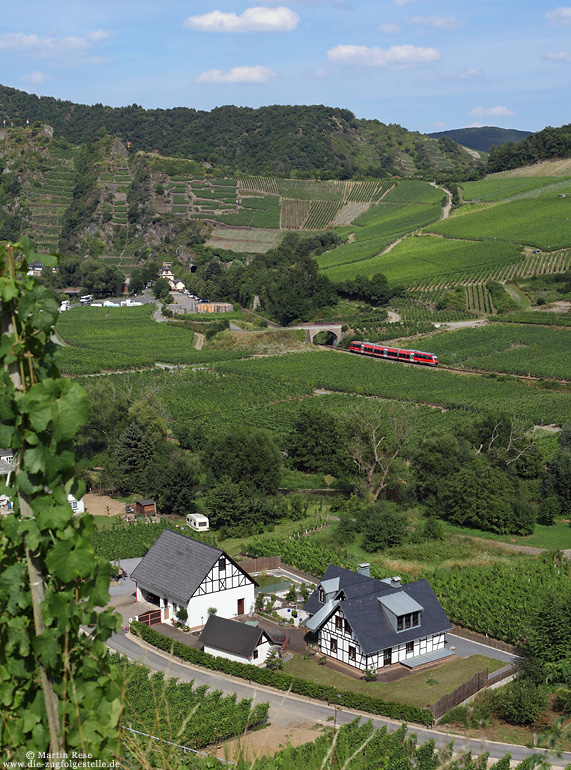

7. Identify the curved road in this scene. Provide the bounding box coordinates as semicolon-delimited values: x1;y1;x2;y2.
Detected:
108;631;571;767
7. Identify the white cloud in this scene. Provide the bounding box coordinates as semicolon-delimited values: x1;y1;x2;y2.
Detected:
21;71;50;85
195;65;275;83
312;68;329;78
327;43;440;67
546;6;571;25
184;7;299;32
460;68;482;79
379;23;401;34
0;31;108;56
432;121;446;129
543;51;571;62
411;15;464;30
470;105;516;119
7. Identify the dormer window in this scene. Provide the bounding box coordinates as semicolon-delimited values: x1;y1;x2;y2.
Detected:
397;612;420;632
318;586;325;603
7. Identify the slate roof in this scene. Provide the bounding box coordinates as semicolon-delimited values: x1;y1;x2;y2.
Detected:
199;615;272;658
130;529;233;606
304;564;451;656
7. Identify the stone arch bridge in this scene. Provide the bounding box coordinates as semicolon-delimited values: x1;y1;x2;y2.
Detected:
290;323;345;345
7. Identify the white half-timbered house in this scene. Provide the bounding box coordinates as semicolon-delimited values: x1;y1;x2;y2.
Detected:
303;564;451;672
131;529;256;628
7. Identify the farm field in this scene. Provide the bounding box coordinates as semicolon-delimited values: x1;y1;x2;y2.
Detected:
382;180;444;204
461;175;568;202
321;234;523;284
426;323;571;380
207;226;282;253
426;192;571;251
56;305;248;374
207;195;280;228
214;350;571;425
80;368;477;447
317;202;444;274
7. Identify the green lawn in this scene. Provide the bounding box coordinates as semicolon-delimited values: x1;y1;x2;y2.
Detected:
441;518;571;551
284;654;504;708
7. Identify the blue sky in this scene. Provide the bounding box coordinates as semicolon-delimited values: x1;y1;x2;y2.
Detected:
0;0;569;133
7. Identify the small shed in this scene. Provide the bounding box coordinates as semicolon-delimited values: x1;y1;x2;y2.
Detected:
199;615;273;666
135;499;157;516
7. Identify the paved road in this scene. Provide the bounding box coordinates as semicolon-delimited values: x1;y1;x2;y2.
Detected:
108;631;571;767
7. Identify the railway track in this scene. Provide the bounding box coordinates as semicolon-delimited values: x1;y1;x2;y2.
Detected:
327;345;571;385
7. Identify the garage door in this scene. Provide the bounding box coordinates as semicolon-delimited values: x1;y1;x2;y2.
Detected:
137;609;162;626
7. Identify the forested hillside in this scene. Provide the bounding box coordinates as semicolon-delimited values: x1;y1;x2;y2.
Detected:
427;126;531;152
0;84;479;178
488;123;571;172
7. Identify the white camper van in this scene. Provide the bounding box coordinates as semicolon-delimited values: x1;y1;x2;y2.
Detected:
186;513;210;532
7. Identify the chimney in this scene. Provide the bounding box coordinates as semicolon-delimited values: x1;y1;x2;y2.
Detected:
358;563;370;578
391;576;401;586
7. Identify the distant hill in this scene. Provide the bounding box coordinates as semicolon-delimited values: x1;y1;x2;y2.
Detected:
0;84;480;179
487;124;571;173
427;127;532;153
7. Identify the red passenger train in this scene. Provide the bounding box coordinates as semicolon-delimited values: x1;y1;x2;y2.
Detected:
349;340;439;366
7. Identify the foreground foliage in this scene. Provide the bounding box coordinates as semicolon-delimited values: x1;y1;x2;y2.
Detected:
0;239;121;759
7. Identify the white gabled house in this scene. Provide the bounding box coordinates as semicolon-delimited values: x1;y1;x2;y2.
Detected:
199;614;273;666
130;529;256;628
303;564;452;672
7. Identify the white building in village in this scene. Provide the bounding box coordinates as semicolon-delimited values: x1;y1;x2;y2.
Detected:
304;564;452;672
199;614;273;666
130;529;256;628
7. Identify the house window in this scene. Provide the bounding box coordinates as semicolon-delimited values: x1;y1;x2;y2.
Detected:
335;616;342;630
253;649;259;660
219;557;226;573
71;501;78;509
344;619;351;635
318;586;325;602
330;638;337;653
397;612;420;632
406;641;414;655
348;645;356;661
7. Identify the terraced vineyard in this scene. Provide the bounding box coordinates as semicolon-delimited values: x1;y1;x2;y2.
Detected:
22;146;77;253
412;249;571;292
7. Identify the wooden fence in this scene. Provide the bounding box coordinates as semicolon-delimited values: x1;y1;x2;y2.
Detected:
431;664;517;720
237;556;282;573
237;556;318;586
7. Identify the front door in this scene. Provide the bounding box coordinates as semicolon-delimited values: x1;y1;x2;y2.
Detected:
237;598;245;615
383;648;392;666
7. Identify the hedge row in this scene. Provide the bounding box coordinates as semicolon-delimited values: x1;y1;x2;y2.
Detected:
130;621;434;726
